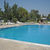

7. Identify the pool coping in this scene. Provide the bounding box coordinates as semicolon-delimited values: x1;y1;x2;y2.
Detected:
0;38;50;47
0;23;50;29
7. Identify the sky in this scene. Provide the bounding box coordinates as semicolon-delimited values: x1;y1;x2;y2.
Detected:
0;0;50;16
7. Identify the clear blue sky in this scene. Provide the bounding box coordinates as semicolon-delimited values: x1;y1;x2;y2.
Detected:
0;0;50;16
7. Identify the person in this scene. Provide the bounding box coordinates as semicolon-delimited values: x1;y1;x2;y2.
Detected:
39;20;41;24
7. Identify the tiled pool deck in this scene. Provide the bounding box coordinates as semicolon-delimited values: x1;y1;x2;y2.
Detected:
0;23;50;28
0;38;50;50
0;24;21;28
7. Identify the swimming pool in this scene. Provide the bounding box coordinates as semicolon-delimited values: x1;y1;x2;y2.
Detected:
0;25;50;45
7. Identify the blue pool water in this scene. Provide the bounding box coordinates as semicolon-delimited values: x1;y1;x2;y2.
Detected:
0;25;50;45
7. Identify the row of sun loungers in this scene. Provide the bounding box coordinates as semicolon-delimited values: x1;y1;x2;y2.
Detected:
0;21;23;26
0;20;50;26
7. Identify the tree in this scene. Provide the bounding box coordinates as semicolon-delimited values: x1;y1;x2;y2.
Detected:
12;17;18;23
12;4;18;17
30;10;41;22
0;8;3;17
4;0;10;21
0;8;4;19
47;14;50;21
17;7;29;22
0;0;48;23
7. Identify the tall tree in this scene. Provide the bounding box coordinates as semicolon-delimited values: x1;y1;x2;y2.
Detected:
4;0;10;21
47;14;50;21
12;4;18;17
0;8;4;19
30;10;41;22
0;8;3;17
17;7;29;22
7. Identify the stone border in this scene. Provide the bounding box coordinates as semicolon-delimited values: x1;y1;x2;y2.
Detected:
0;23;50;29
0;38;50;47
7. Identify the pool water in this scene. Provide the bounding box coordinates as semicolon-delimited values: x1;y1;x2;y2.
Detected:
0;25;50;45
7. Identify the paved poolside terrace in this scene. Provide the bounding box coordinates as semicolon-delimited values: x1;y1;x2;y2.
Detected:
0;38;50;50
0;22;50;28
0;23;50;50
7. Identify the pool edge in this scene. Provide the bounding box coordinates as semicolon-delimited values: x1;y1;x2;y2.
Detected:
0;38;50;47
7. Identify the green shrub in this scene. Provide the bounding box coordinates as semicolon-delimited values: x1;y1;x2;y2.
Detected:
3;18;8;22
12;18;18;23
